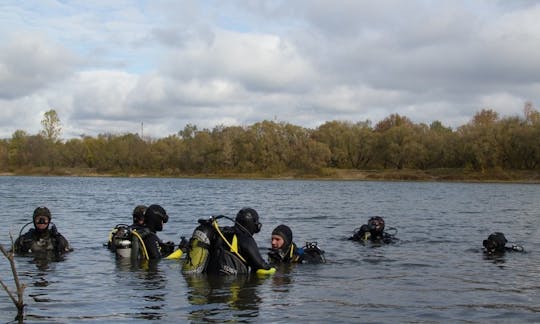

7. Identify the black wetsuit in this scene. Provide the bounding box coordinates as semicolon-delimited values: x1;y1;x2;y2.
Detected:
349;224;396;244
268;242;302;264
269;241;326;265
142;231;162;259
14;227;71;256
207;226;271;275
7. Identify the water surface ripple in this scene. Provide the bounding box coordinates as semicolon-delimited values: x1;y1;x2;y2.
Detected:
0;176;539;323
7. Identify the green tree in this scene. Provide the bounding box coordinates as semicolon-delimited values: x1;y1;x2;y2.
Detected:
0;139;9;171
8;130;29;168
40;109;62;142
313;120;374;169
374;114;423;169
458;109;501;171
284;123;330;172
416;121;457;169
62;138;87;168
249;121;289;174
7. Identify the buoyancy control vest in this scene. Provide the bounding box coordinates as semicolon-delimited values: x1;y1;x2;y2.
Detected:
182;218;215;274
182;216;251;275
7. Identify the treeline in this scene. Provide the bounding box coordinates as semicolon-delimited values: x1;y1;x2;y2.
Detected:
0;105;539;177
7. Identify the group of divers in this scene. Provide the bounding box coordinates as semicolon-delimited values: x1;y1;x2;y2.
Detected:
14;205;525;276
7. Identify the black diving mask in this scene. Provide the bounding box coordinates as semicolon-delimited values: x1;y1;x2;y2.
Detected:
35;216;49;225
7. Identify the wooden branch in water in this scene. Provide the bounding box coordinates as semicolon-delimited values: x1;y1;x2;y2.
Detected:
0;234;26;317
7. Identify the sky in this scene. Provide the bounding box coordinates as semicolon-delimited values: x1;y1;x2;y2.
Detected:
1;0;539;139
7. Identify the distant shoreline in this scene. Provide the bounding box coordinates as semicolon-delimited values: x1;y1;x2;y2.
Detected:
1;168;539;184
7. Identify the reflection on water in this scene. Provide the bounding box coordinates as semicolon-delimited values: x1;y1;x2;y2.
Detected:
0;177;539;322
185;274;263;322
114;258;168;320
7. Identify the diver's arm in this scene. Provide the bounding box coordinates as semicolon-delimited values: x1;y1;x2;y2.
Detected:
54;233;72;253
349;224;368;241
242;235;271;270
13;235;25;253
14;231;33;253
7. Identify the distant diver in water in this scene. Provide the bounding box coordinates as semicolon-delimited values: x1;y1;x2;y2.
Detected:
482;232;524;255
14;206;72;256
349;216;398;244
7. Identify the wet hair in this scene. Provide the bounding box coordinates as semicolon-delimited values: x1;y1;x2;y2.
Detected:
132;205;147;223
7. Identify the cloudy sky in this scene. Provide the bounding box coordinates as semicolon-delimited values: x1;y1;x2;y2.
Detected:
1;1;539;139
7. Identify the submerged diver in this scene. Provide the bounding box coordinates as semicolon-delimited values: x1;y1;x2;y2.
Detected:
183;207;274;275
349;216;397;244
14;206;72;256
482;232;524;255
268;224;325;264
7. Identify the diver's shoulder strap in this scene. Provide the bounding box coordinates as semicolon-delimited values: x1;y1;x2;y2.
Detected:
212;220;247;263
131;229;149;260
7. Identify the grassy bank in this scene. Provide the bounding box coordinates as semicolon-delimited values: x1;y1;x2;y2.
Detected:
2;167;540;183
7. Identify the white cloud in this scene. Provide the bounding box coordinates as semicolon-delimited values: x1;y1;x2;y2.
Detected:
0;33;78;99
1;1;539;139
164;30;317;93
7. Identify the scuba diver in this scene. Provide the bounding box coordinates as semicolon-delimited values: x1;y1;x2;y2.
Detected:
109;204;174;260
14;206;72;256
138;204;174;259
183;207;275;275
349;216;397;244
268;224;326;264
482;232;524;255
107;204;147;253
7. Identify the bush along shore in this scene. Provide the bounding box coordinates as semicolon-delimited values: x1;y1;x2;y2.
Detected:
2;167;539;183
2;108;540;180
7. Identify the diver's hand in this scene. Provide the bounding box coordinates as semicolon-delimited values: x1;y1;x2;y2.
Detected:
49;224;59;237
178;236;189;252
267;249;283;262
160;241;175;255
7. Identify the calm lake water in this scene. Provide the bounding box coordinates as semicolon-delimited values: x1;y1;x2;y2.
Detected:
0;176;539;323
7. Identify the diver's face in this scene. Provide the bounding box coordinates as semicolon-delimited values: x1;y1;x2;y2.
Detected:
483;239;501;254
369;219;383;233
271;235;285;249
34;216;50;231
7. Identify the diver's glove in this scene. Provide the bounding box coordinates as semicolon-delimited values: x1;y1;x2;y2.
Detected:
160;241;175;256
510;244;524;252
18;237;34;253
267;248;284;263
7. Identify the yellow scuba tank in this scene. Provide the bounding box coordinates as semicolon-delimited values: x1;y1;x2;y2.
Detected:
182;218;214;274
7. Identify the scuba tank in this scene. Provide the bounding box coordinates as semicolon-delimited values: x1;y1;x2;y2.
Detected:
182;217;216;274
110;224;132;258
301;241;326;264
